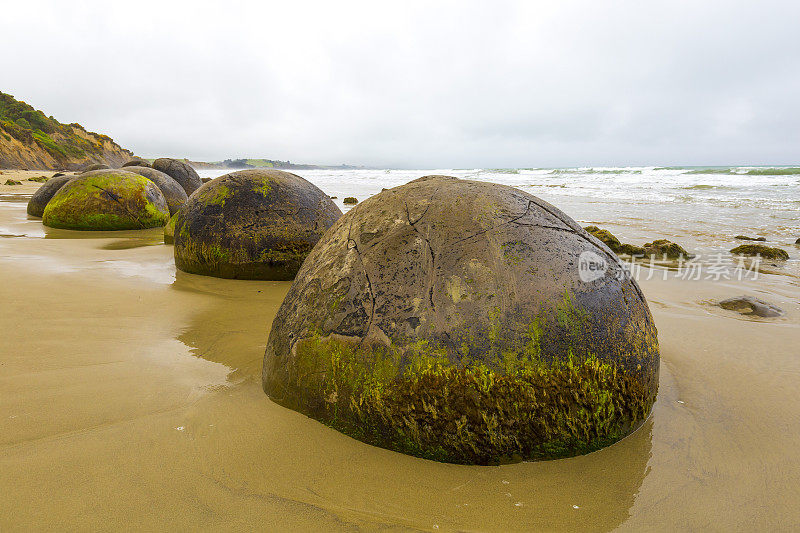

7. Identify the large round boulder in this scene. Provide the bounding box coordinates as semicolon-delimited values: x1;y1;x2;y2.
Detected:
80;163;110;173
152;158;202;195
263;176;659;465
27;175;74;217
122;166;188;215
173;169;342;280
43;170;169;230
122;158;151;168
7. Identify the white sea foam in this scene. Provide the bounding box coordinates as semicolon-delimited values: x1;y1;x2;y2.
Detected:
196;166;800;246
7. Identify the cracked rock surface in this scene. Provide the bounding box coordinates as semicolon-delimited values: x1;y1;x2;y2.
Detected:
173;169;342;280
263;175;660;464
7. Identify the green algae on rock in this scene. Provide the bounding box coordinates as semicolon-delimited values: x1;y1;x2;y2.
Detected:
583;226;646;256
343;197;358;204
27;174;74;217
173;169;342;280
642;239;692;259
730;244;789;260
42;170;169;230
122;166;188;215
263;175;659;465
584;225;621;250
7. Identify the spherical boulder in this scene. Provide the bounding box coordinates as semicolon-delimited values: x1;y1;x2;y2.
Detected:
27;175;74;217
80;163;110;172
263;176;659;465
123;166;188;215
43;170;169;230
152;158;202;195
122;158;151;168
173;169;342;280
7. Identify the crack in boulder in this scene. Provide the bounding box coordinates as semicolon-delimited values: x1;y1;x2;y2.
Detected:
92;184;147;229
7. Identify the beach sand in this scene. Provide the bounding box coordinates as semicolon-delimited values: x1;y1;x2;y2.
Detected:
2;176;800;530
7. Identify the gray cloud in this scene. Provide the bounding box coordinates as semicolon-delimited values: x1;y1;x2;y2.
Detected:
2;0;799;167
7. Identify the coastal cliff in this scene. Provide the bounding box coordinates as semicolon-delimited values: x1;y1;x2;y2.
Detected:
0;91;133;170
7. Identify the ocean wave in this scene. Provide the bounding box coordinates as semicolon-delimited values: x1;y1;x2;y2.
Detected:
548;168;643;175
680;184;734;190
484;168;520;174
685;167;800;175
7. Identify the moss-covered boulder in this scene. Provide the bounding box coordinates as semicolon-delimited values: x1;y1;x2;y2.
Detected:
173;169;342;280
730;244;789;260
263;175;659;465
42;170;169;230
152;158;202;195
642;239;692;258
27;175;74;217
122;166;188;215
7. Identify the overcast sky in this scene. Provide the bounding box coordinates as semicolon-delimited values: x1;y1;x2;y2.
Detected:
2;1;799;167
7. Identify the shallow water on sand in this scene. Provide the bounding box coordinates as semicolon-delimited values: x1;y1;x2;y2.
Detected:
1;173;800;530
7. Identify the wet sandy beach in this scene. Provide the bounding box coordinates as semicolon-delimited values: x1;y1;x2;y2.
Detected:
2;173;800;531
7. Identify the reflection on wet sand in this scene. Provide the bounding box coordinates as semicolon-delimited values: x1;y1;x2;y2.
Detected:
171;269;290;381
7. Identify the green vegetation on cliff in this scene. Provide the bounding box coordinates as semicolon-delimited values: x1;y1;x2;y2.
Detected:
0;91;132;169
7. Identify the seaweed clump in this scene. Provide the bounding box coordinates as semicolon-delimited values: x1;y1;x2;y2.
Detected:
730;244;789;260
642;239;692;259
584;226;646;256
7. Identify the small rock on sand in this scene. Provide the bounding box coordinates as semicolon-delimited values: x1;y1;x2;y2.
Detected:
735;235;766;241
718;296;783;318
343;196;358;204
4;179;22;185
730;244;789;260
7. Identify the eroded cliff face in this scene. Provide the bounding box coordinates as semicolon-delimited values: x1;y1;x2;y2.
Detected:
0;92;134;170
